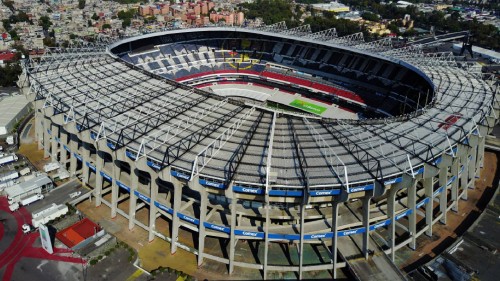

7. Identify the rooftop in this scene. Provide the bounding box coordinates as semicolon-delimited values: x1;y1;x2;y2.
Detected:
4;174;51;198
0;95;30;127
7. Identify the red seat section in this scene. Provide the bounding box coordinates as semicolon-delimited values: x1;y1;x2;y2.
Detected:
176;69;365;105
261;71;364;104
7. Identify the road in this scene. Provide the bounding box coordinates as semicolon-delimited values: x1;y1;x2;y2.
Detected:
25;179;83;213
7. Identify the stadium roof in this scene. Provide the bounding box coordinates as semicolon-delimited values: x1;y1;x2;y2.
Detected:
23;27;497;191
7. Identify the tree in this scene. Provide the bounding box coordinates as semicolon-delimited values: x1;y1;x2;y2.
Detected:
16;11;31;23
362;12;379;22
92;13;99;21
78;0;86;9
102;23;112;29
117;9;136;20
11;43;28;60
70;34;77;39
387;22;399;34
8;29;19;40
239;0;296;25
0;63;22;87
39;16;52;31
43;37;56;47
122;18;131;28
2;19;11;30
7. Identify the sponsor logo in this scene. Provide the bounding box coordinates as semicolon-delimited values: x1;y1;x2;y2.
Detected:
342;230;358;236
201;180;224;189
242;188;260;194
384;177;401;185
211;225;227;232
396;210;411;220
417;198;429;208
314;191;332;196
310;234;327;239
155;201;173;214
172;171;190;180
147;161;161;170
181;215;196;223
117;181;130;192
86;162;96;172
373;221;387;229
135;192;150;203
242;231;258;237
100;172;111;181
349;185;374;193
73;153;82;161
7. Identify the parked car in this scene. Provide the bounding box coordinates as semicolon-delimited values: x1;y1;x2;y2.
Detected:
22;224;32;234
69;191;81;198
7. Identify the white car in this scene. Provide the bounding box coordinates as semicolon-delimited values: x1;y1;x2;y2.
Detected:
22;224;32;234
69;191;81;198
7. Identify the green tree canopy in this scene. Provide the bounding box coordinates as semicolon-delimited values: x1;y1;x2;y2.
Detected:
78;0;86;9
39;16;52;31
0;63;22;87
240;0;295;25
361;11;379;22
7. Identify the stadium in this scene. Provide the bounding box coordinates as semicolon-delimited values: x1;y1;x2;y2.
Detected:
20;25;499;279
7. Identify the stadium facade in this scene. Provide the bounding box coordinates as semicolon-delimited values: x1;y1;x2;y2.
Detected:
19;26;499;279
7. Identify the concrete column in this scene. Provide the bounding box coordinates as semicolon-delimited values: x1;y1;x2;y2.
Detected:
36;111;44;150
461;161;469;201
43;117;51;158
111;161;120;219
60;131;68;164
331;201;340;279
362;194;371;258
298;195;307;279
148;174;159;242
458;144;471;201
197;181;208;267
408;180;417;250
438;161;448;225
128;168;139;230
50;124;59;162
451;158;459;213
229;195;237;274
387;186;399;261
95;153;104;207
468;135;478;188
476;134;485;171
69;135;78;176
81;143;90;186
170;176;183;254
423;177;433;237
263;194;270;279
